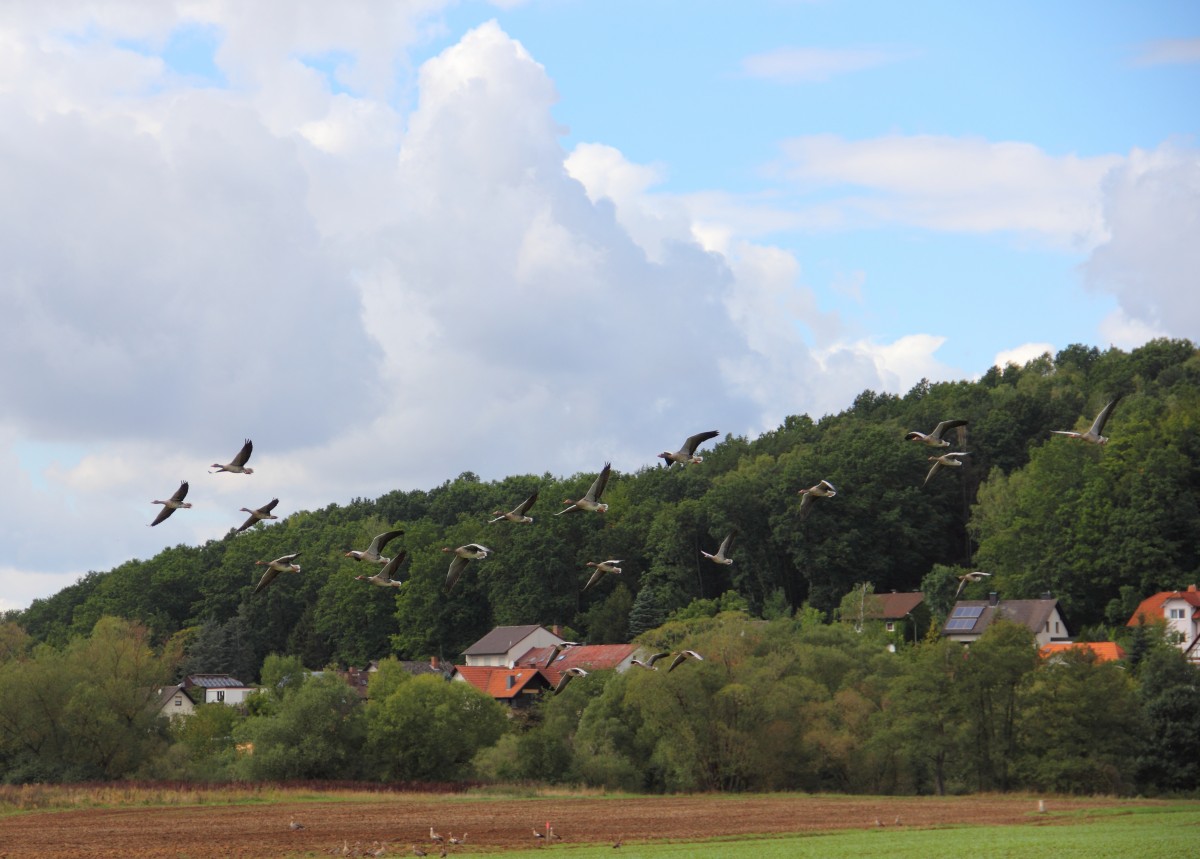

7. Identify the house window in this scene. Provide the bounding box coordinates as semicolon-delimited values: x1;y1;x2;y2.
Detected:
216;690;225;703
885;622;895;632
174;698;182;707
1055;622;1061;634
1169;608;1185;619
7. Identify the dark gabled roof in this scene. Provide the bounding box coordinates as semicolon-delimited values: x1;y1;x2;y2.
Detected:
943;598;1067;638
462;625;558;656
398;660;444;676
183;674;252;689
866;592;925;620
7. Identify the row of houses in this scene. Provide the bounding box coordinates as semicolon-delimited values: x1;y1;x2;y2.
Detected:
151;584;1200;719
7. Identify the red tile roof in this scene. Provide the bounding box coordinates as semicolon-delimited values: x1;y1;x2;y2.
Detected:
1039;641;1126;663
1127;587;1200;626
452;665;549;699
866;592;925;619
514;643;636;683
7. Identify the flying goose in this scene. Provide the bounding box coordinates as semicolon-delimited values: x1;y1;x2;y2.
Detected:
668;650;704;672
923;451;969;486
583;560;623;590
631;651;670;670
211;438;255;474
953;570;991;600
552;666;588;694
236;498;279;533
1051;396;1121;445
797;479;836;520
701;528;737;565
356;550;407;588
443;543;492;591
556;462;612;515
489;489;538;524
345;528;405;564
905;420;968;448
658;430;719;467
149;481;191;526
253;553;301;594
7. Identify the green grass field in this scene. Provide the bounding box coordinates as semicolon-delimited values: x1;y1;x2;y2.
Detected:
486;806;1200;859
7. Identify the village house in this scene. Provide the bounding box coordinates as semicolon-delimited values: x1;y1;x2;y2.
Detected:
182;674;257;707
863;591;928;646
941;592;1071;647
460;624;566;667
1127;585;1200;662
150;683;197;720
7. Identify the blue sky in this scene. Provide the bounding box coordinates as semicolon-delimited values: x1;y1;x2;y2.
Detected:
0;1;1196;611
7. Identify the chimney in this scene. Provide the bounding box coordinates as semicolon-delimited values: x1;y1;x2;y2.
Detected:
988;592;999;606
430;655;439;670
1189;584;1198;593
552;624;562;637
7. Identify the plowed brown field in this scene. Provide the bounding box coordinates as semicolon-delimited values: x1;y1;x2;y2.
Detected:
0;792;1158;858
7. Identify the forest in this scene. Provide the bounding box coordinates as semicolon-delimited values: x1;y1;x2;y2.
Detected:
1;338;1198;794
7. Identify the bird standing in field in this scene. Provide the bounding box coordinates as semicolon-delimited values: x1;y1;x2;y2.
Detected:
557;462;612;515
489;490;539;524
430;826;443;844
797;479;837;520
631;651;670;670
1051;396;1121;445
149;481;192;526
923;451;969;486
345;529;405;564
583;560;622;590
211;438;255;474
905;419;968;448
701;528;737;565
289;819;304;831
444;543;493;591
658;430;719;467
668;650;704;672
253;553;302;594
356;550;406;589
236;498;279;533
953;571;992;600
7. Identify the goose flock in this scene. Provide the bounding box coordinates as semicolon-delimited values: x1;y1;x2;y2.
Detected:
149;399;1120;632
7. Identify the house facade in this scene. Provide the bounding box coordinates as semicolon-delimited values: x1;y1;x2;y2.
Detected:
151;683;197;720
1127;585;1200;662
942;593;1070;647
461;625;566;667
864;591;928;645
182;674;257;706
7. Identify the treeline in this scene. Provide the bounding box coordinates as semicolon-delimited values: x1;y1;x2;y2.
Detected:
2;612;1198;795
9;339;1199;675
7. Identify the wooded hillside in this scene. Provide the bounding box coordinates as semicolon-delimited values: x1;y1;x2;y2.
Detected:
10;339;1199;677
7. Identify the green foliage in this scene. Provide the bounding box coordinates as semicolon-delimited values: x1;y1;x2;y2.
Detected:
363;675;506;781
233;674;365;780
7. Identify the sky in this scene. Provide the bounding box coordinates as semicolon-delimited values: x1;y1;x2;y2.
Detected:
1;1;1197;612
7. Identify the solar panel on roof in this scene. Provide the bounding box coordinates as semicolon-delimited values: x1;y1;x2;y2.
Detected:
945;618;977;631
951;605;984;618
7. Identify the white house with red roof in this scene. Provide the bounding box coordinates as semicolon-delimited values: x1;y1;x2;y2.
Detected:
1127;584;1200;663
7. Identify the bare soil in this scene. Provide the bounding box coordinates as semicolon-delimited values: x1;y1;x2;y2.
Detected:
0;792;1161;858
